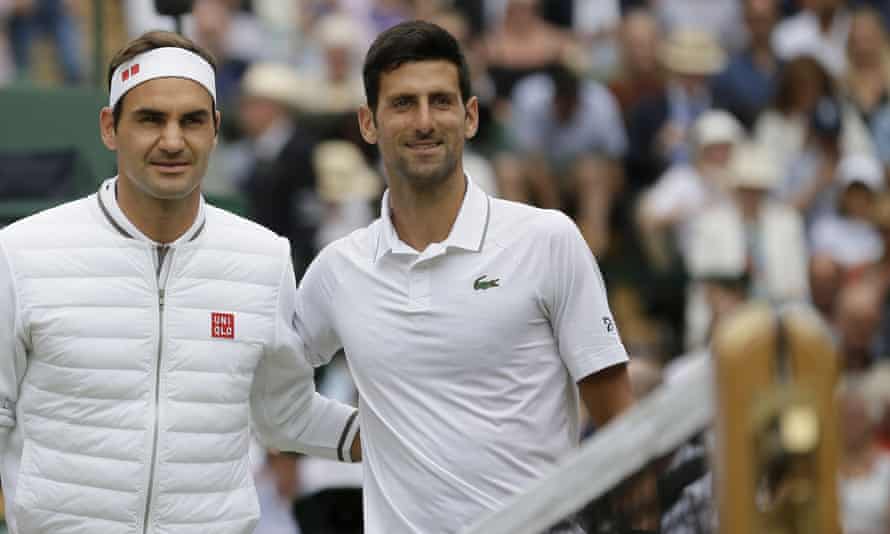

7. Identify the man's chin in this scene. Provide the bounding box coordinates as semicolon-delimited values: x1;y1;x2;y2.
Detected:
145;177;201;201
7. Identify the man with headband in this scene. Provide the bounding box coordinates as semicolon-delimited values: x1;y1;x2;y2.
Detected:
0;31;360;533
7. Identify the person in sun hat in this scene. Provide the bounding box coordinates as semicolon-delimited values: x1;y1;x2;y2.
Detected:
638;109;744;268
237;60;325;277
0;30;360;534
626;27;729;193
810;152;886;280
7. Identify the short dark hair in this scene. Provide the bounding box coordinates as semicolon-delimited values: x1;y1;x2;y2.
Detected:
362;20;472;111
107;31;218;129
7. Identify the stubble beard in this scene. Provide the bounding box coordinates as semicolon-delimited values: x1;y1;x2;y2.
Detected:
392;146;459;193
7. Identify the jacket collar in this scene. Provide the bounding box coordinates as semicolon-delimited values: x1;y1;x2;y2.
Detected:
97;176;207;245
374;174;490;263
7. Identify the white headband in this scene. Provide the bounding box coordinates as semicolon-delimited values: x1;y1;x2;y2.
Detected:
109;47;216;109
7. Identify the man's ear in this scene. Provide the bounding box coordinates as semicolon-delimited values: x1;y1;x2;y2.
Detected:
214;109;222;144
99;107;117;151
464;96;479;140
358;105;378;145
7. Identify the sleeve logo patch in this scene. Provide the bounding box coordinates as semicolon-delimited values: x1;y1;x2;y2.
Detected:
211;312;235;339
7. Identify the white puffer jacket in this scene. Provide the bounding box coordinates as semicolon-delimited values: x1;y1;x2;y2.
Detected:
0;179;359;534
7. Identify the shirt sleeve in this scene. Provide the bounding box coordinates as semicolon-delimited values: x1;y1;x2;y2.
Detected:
0;241;26;441
545;213;628;381
292;245;343;367
250;240;358;462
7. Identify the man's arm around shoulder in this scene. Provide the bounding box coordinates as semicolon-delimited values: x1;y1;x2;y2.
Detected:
250;242;360;462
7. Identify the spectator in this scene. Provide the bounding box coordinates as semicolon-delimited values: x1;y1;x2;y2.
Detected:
772;0;852;77
755;55;854;175
839;376;890;534
504;61;627;254
686;142;809;348
8;0;83;83
810;152;885;278
626;29;727;194
607;8;664;120
482;0;575;112
835;281;883;371
774;93;875;224
712;0;782;128
237;62;321;277
637;110;743;269
844;6;890;173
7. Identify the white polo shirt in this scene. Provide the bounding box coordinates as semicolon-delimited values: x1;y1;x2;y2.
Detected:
294;177;628;534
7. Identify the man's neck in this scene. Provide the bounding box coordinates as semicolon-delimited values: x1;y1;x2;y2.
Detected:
116;177;200;244
387;172;466;252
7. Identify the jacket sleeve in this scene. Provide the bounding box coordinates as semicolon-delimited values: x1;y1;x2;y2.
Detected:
250;240;358;462
0;241;26;448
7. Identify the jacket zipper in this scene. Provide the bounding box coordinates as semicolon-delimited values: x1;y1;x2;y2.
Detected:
143;245;171;534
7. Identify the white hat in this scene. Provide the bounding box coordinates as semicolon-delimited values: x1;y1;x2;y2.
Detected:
659;29;727;76
729;143;780;190
692;110;744;150
838;153;885;192
241;62;302;109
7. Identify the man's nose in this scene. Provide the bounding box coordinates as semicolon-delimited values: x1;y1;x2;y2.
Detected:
415;100;434;133
158;122;186;153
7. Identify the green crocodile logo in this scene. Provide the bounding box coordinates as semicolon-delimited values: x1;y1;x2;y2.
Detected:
474;275;500;291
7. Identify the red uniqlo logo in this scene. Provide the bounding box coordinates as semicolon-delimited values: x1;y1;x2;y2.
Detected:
211;312;235;339
121;64;140;82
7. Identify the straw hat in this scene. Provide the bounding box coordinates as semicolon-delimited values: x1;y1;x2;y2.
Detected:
241;62;302;109
659;29;727;76
313;141;382;203
729;143;780;190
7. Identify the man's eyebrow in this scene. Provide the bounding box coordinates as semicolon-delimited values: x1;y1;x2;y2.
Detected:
130;108;212;119
182;109;211;120
132;108;166;117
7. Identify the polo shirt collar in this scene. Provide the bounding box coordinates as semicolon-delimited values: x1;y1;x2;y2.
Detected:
97;176;207;245
374;174;490;263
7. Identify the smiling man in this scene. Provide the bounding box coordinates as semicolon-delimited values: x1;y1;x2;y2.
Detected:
293;21;636;533
0;31;360;534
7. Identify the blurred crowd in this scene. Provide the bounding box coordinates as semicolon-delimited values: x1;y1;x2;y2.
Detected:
6;0;890;532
